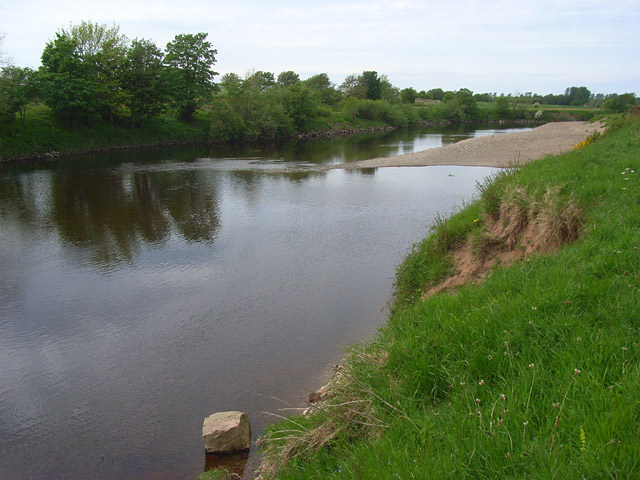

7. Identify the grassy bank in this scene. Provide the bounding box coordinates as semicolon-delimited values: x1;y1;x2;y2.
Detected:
0;105;211;160
257;116;640;479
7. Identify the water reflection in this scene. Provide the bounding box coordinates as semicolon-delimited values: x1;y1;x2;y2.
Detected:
0;167;221;270
204;451;249;477
0;126;522;480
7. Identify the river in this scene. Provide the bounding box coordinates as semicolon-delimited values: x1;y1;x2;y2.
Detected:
0;125;529;479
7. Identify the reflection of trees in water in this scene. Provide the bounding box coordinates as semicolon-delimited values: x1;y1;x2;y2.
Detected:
25;168;222;268
0;173;53;228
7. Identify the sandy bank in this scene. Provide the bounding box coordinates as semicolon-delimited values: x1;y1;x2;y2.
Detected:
339;121;604;170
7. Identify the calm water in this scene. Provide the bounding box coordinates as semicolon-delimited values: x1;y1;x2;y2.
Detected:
0;126;527;479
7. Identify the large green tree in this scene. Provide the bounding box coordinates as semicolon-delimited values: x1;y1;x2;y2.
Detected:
164;32;218;122
66;21;128;122
38;22;128;126
122;38;167;128
39;31;103;126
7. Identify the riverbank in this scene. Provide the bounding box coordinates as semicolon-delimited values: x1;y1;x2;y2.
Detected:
256;115;640;479
341;121;604;169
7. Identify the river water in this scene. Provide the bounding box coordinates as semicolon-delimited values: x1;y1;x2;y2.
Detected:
0;126;528;479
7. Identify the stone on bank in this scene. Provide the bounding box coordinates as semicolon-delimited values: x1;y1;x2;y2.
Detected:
202;411;251;453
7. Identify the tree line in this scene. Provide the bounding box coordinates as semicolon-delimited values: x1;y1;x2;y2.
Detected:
0;21;638;141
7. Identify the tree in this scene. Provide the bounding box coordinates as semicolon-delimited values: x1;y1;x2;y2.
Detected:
566;86;591;106
400;87;417;104
340;74;365;98
219;73;242;91
66;21;129;123
454;88;478;118
360;71;382;100
38;21;128;126
277;70;300;87
426;88;445;101
303;73;339;104
494;95;512;119
379;74;399;102
164;32;218;122
603;93;636;113
39;31;104;126
0;66;36;123
122;38;167;128
244;70;275;92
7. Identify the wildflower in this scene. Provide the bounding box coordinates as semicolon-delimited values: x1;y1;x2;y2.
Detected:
488;354;493;360
529;363;535;370
523;420;529;426
479;379;486;386
500;393;506;401
475;398;481;404
622;347;628;351
531;306;537;310
577;337;582;341
434;411;439;417
504;341;509;347
528;320;534;325
473;218;479;223
574;368;581;377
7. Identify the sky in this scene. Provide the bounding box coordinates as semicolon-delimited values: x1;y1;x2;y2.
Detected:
1;0;638;96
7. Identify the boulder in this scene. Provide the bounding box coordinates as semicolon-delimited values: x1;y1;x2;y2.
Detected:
202;411;251;453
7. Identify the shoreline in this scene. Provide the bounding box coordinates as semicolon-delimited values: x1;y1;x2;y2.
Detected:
338;121;604;170
0;119;543;166
267;121;604;175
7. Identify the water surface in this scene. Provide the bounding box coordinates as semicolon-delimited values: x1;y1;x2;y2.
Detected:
0;126;526;479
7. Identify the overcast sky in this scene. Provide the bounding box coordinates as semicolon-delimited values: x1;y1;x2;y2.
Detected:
1;0;638;95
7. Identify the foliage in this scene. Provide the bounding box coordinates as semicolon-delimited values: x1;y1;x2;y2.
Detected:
0;66;35;123
122;38;167;128
303;73;340;105
400;87;417;104
164;32;218;122
39;31;105;126
360;71;382;100
244;70;276;92
603;93;637;113
277;70;300;87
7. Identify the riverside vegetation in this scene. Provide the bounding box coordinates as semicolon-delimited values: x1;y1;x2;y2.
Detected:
1;22;638;161
254;114;640;479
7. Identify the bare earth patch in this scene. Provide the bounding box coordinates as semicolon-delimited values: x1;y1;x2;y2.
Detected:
423;186;583;299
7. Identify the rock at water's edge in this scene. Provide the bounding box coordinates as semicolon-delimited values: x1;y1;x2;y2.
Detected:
202;411;251;453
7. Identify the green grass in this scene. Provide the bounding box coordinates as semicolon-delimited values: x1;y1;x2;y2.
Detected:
258;115;640;479
0;105;210;159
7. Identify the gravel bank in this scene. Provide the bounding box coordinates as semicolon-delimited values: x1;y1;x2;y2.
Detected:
340;121;604;169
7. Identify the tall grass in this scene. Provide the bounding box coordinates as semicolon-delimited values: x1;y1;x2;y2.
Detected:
258;116;640;479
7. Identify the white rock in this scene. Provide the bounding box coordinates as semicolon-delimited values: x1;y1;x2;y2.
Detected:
202;411;251;453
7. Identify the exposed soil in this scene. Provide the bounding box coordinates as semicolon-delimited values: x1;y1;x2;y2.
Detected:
423;186;584;299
